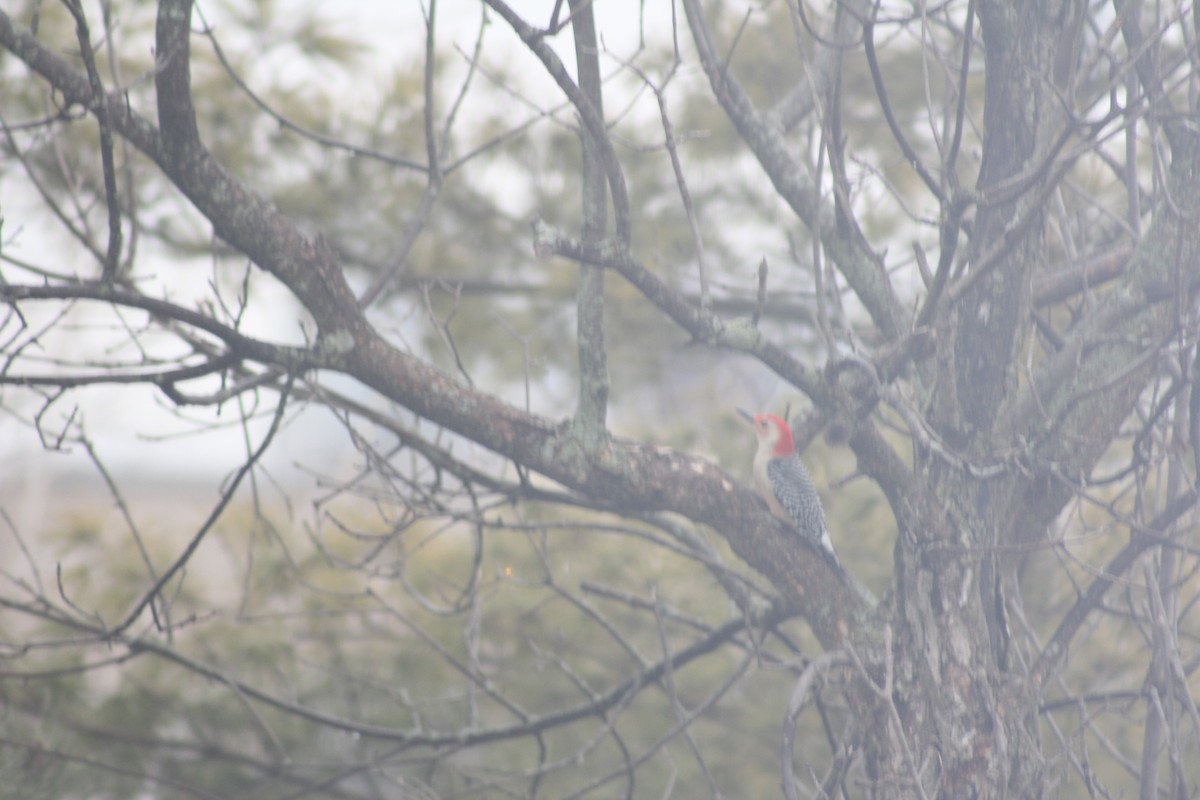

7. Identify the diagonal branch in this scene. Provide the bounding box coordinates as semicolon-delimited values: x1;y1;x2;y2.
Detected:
484;0;631;245
1030;487;1198;687
680;0;901;340
533;221;829;404
0;7;865;644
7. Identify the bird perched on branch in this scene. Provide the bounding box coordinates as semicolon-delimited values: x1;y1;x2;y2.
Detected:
739;409;844;577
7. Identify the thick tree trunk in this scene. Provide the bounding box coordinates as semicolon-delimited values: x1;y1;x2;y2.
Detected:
858;3;1105;796
869;489;1045;799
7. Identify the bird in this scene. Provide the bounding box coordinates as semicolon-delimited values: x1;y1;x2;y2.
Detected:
739;409;844;576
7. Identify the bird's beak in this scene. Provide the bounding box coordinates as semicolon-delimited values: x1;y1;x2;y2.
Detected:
737;408;755;424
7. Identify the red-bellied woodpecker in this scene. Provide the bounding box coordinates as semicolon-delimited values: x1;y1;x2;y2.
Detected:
739;409;844;576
